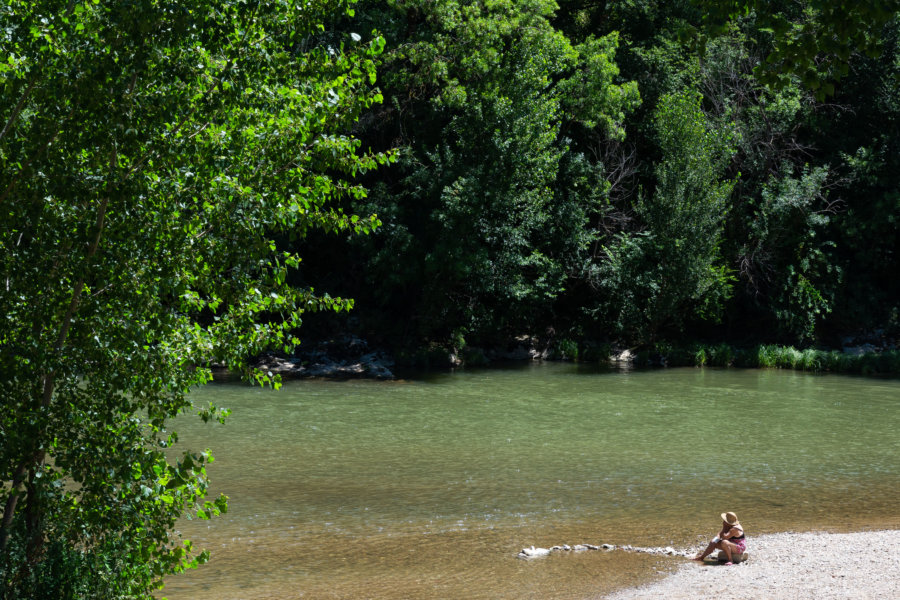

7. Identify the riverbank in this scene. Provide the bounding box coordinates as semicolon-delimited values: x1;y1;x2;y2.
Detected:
249;331;900;380
604;530;900;599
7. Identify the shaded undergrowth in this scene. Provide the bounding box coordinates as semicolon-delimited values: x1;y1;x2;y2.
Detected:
638;342;900;375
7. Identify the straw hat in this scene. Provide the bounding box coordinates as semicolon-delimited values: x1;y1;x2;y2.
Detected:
721;511;740;526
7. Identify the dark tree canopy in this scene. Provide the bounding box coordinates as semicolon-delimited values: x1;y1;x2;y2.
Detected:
3;0;900;594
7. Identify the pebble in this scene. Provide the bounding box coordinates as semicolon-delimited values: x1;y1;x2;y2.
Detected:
517;542;692;559
604;530;900;599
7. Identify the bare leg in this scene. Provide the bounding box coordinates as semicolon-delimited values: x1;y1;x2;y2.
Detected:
720;542;733;562
693;540;718;561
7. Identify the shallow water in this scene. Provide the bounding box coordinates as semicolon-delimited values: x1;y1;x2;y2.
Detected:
161;364;900;599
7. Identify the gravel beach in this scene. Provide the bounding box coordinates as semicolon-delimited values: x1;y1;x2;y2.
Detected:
605;530;900;599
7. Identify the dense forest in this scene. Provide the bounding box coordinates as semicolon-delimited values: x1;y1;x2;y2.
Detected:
2;1;899;598
296;0;900;361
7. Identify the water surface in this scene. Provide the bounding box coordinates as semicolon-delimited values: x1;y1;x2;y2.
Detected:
162;364;900;599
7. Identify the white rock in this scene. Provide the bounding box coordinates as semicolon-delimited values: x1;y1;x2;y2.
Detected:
518;546;551;558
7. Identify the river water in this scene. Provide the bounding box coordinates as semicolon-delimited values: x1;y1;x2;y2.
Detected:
161;364;900;599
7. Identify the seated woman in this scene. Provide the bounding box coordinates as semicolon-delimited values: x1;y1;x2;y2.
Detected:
692;511;747;565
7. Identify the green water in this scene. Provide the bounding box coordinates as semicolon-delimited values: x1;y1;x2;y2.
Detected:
162;364;900;599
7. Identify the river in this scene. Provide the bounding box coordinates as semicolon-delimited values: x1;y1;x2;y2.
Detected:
161;363;900;599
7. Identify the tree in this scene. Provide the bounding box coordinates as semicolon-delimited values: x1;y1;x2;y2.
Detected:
692;0;900;96
333;0;638;346
739;165;839;341
593;90;736;341
0;1;388;596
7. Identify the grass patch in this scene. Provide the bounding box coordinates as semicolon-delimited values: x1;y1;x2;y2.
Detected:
648;343;900;375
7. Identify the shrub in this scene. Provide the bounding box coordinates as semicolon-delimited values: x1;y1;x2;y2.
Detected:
797;348;820;370
579;341;612;362
693;346;708;367
709;343;734;367
756;345;778;368
554;339;580;361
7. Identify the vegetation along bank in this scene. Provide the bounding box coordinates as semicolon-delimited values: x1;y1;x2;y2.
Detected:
3;1;899;598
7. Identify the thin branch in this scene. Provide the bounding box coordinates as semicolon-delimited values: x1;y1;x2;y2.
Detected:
0;76;38;143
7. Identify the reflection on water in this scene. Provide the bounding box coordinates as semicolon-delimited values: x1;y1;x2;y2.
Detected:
162;365;900;599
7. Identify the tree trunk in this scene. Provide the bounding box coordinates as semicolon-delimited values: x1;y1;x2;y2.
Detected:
0;463;28;552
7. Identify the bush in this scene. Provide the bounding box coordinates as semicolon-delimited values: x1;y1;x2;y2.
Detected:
578;341;612;362
708;343;734;367
693;346;708;367
461;346;489;367
396;344;457;369
822;350;848;371
799;348;822;371
639;342;899;375
551;339;580;361
756;345;779;368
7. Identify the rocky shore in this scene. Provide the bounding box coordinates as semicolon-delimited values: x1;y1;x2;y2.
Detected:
250;334;640;380
253;336;396;379
603;530;900;599
248;328;900;380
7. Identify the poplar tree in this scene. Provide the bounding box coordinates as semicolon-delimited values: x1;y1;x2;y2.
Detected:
0;1;388;596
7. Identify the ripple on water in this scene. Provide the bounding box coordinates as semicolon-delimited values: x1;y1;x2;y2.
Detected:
162;365;900;599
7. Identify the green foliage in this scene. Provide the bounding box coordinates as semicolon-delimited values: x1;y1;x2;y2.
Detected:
271;1;899;353
461;346;489;367
822;20;900;331
595;90;735;341
753;344;778;368
577;340;612;362
558;33;641;139
346;0;639;343
395;343;456;370
707;343;734;367
650;342;900;375
552;338;580;361
737;165;840;341
295;1;899;351
0;0;387;596
0;532;155;600
692;0;900;97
